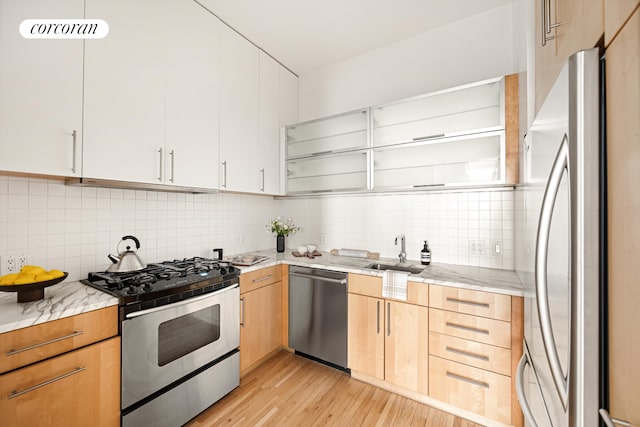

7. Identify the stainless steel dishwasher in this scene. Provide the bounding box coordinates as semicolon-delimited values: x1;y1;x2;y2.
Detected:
288;266;348;370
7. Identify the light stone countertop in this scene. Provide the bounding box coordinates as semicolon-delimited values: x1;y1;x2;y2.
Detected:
0;249;523;335
233;249;524;297
0;280;119;334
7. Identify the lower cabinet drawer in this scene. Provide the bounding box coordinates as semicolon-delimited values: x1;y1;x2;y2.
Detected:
429;332;511;376
0;337;120;427
429;308;511;349
0;306;119;374
429;356;511;425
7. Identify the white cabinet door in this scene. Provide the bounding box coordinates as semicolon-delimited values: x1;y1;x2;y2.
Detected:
165;0;220;189
278;66;298;194
259;52;280;195
219;25;260;192
0;0;83;177
84;0;166;184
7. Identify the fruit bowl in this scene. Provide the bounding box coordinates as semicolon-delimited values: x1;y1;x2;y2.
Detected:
0;272;69;303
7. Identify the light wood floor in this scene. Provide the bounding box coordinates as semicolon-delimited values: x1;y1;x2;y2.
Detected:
186;351;485;427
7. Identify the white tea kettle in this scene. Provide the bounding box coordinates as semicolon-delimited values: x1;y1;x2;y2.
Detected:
107;235;146;273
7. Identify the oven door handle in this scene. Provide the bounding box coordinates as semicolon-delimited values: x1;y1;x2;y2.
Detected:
125;283;239;319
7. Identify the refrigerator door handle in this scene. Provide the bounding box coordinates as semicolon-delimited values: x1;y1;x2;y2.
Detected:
535;133;569;410
599;409;633;427
516;353;539;427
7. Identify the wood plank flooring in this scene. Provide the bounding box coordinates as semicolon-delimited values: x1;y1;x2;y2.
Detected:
186;351;485;427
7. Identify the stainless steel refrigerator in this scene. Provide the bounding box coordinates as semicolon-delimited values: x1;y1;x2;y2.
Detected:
515;48;604;427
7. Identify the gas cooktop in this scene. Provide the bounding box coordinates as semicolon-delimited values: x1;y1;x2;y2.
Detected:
82;257;240;315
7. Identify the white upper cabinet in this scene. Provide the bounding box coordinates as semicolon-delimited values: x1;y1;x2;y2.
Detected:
278;67;299;194
258;52;280;195
165;0;221;189
84;0;220;189
279;67;299;128
219;25;260;193
372;79;503;147
0;0;84;177
84;0;166;185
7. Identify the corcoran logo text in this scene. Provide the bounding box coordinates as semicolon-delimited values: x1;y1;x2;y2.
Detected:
19;19;109;39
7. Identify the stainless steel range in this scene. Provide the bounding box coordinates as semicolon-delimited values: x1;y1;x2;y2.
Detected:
83;257;241;427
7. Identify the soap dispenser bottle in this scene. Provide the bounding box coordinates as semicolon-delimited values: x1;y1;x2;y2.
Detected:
421;241;431;265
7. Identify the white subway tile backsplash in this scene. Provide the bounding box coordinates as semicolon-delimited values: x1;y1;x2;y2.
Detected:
0;177;515;274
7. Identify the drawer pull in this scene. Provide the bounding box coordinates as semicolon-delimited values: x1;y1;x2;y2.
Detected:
252;275;273;283
8;366;87;399
446;371;490;389
6;331;84;356
446;297;490;309
445;322;490;335
445;346;490;362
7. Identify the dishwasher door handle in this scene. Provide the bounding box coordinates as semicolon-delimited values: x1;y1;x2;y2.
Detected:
288;271;347;285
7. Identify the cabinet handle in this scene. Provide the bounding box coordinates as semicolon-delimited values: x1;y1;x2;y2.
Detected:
221;161;227;188
445;346;490;362
6;331;84;356
376;301;380;334
169;150;175;183
260;168;265;192
240;297;245;327
387;302;391;336
311;150;334;156
71;129;77;173
541;0;561;46
445;297;490;309
158;147;163;182
446;371;490;389
599;409;633;427
8;366;87;399
252;275;273;283
412;133;444;142
445;321;490;335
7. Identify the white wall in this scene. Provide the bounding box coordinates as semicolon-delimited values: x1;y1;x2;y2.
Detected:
298;2;524;121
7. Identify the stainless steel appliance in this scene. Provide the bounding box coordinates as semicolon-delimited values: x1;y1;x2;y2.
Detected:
288;266;348;370
515;48;604;426
83;257;241;427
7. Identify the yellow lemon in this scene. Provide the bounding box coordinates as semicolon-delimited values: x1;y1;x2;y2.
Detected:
48;269;65;279
14;276;35;285
21;266;46;275
34;273;54;282
0;273;19;285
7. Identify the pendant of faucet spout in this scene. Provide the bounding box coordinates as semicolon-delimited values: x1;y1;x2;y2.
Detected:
395;235;406;263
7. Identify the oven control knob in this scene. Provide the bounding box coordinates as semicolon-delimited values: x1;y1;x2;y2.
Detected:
228;265;235;273
143;283;153;292
126;286;137;295
220;267;227;275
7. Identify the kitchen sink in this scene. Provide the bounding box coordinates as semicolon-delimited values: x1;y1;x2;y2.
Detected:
365;263;424;274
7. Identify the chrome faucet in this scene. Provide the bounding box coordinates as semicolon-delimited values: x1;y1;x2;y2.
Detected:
395;235;406;264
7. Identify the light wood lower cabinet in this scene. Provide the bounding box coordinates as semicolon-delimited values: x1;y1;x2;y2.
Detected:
239;266;283;375
348;274;429;395
347;273;523;427
0;336;120;427
347;293;384;379
429;355;511;424
385;300;429;394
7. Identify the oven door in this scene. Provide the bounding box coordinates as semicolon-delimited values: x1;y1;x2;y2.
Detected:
121;284;239;409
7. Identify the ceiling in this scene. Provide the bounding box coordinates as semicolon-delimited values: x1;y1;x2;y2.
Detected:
197;0;514;75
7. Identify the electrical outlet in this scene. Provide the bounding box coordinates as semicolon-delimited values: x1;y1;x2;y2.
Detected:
320;234;327;244
235;235;244;245
1;255;17;275
469;240;485;255
0;254;32;275
492;241;502;256
18;254;31;270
